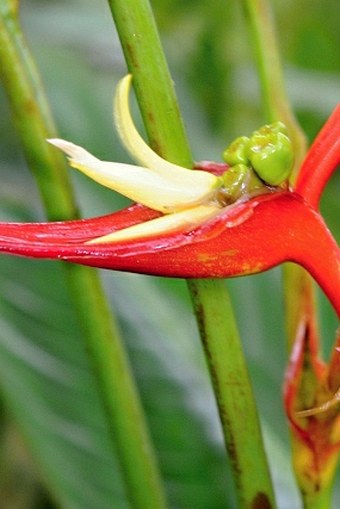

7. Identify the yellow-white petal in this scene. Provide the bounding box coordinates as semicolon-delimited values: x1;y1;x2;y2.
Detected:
48;138;220;213
86;204;221;244
114;74;220;190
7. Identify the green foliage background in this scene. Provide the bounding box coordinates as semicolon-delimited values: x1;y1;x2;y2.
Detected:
0;0;339;507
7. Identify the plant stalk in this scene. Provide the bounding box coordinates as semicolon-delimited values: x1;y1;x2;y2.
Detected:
188;279;276;508
108;0;276;506
241;2;339;508
108;0;191;167
0;4;167;508
241;0;307;178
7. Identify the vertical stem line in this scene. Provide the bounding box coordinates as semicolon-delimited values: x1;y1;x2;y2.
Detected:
0;4;76;221
240;0;310;371
241;0;307;178
241;2;338;508
0;5;167;509
240;0;313;357
108;0;276;507
188;279;276;508
109;0;191;166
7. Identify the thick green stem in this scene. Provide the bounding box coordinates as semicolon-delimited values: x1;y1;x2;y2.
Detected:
109;0;191;166
0;5;167;509
62;265;168;509
108;0;276;506
188;279;276;508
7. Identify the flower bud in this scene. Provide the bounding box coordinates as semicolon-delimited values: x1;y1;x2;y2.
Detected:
247;126;294;186
256;120;288;137
220;164;263;204
222;136;250;166
222;164;250;201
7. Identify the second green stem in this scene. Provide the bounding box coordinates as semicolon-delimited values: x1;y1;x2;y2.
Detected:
0;6;167;509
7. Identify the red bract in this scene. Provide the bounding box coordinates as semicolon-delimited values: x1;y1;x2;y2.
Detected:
0;107;339;315
296;105;340;209
0;192;339;313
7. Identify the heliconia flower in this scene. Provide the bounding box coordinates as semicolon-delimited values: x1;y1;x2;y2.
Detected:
0;75;339;317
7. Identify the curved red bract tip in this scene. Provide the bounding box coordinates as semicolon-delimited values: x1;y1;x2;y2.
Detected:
296;104;340;209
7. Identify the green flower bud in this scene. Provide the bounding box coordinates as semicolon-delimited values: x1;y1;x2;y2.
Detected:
247;166;265;191
222;136;250;166
220;164;263;204
222;163;249;195
246;127;294;186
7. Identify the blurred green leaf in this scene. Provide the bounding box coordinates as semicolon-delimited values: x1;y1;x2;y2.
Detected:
0;184;234;508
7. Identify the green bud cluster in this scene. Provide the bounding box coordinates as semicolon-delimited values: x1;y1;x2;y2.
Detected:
222;121;294;187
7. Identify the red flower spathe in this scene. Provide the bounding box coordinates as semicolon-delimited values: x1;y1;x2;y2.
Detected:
0;106;339;315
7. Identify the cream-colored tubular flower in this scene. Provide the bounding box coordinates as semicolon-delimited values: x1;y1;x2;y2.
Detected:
48;75;221;214
48;75;222;242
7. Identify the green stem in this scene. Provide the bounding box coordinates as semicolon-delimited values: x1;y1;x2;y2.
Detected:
0;5;167;509
108;0;276;506
0;3;76;221
240;0;309;349
240;0;313;375
109;0;191;166
241;2;338;508
240;0;312;362
188;279;276;508
241;0;307;178
283;263;315;352
63;265;168;509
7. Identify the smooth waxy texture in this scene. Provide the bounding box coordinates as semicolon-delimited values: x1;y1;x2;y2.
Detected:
247;129;293;186
223;121;294;187
223;136;250;166
0;191;339;317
